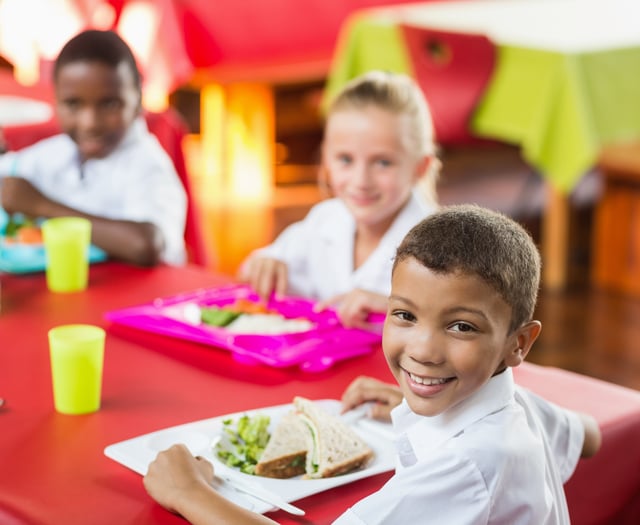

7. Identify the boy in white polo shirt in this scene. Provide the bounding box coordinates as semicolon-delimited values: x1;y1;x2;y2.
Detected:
0;30;186;266
143;205;601;524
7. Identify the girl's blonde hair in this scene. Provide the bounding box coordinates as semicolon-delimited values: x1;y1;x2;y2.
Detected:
324;71;440;205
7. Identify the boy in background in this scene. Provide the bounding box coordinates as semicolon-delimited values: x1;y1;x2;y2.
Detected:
0;30;186;266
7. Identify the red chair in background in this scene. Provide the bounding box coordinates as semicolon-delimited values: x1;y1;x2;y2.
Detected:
400;25;546;220
144;108;209;267
2;118;60;150
400;24;496;145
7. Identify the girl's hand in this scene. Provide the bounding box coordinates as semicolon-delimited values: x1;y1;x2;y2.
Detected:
143;444;215;515
341;376;403;423
237;256;288;303
315;289;388;329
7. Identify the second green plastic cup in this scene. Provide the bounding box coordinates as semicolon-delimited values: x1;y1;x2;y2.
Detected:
42;217;91;293
49;324;105;415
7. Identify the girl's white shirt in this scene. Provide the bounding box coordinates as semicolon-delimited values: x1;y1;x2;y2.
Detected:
254;191;436;300
335;368;584;524
0;118;187;265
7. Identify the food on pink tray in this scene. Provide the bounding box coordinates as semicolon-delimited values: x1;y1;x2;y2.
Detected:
199;299;314;334
223;313;314;334
164;298;315;334
200;298;276;327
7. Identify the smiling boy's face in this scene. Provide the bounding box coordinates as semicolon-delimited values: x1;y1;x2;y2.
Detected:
55;60;140;161
383;257;539;417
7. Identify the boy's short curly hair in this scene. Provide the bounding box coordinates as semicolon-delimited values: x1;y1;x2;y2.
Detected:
53;30;141;93
394;204;541;332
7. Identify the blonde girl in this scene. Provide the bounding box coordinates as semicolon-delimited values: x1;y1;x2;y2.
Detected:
239;71;440;328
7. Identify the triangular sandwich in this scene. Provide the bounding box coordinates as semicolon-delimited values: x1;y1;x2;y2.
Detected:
254;411;308;478
293;396;374;479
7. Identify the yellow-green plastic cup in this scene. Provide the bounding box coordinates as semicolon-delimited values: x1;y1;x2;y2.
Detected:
42;217;91;293
49;324;105;415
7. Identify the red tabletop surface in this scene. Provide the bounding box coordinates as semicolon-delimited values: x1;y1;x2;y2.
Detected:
1;262;639;524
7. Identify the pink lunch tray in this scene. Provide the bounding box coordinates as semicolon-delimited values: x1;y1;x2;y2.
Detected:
104;284;383;372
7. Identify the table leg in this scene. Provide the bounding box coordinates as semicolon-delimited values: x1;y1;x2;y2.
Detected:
541;183;570;292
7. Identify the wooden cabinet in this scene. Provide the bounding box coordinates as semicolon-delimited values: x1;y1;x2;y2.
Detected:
592;141;640;296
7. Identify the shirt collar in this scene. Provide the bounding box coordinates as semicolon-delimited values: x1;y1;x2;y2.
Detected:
80;116;147;172
391;368;515;465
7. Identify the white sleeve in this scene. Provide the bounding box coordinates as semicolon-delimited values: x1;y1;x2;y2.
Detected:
118;150;187;265
0;136;67;183
259;219;311;264
244;209;320;297
515;386;584;482
0;151;19;178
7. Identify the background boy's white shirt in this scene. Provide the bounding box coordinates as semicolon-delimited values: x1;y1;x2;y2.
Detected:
0;118;187;265
254;191;436;300
334;369;583;524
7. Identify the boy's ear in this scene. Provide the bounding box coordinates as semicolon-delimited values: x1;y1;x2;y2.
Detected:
504;320;542;367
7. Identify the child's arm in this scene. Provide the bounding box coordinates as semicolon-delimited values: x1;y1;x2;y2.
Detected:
315;289;388;329
144;444;277;525
577;412;602;458
516;385;602;467
1;177;164;266
341;376;403;422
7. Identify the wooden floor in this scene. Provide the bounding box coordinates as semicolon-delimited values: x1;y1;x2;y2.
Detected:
532;286;640;391
196;148;640;392
436;144;640;391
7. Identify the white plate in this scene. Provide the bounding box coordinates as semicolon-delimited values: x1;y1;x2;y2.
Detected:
104;400;396;514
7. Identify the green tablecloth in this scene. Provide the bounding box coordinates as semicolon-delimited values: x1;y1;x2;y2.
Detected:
325;16;640;193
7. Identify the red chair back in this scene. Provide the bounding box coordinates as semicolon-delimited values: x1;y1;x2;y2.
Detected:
3;119;61;150
400;25;496;145
144;108;209;267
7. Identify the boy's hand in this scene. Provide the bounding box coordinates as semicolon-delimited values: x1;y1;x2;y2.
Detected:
1;177;48;216
143;444;214;515
237;256;288;303
341;376;403;423
315;289;388;329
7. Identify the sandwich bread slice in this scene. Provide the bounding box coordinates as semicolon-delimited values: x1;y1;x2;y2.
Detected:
293;396;374;479
254;412;308;478
254;397;374;479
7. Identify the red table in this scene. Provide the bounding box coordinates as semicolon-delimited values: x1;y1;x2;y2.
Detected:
1;262;639;524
